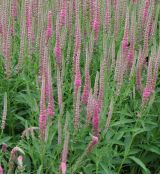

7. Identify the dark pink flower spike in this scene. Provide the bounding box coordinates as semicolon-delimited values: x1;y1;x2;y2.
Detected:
54;15;62;66
92;100;100;137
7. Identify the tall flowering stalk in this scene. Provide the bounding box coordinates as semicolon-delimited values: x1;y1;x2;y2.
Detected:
98;59;105;110
1;92;7;133
142;55;153;105
142;47;160;105
136;51;144;92
17;0;26;71
74;49;81;99
47;61;55;117
41;44;49;98
89;0;95;26
1;0;11;78
82;0;87;37
105;98;114;132
136;11;152;92
131;0;137;4
67;0;73;35
39;75;47;140
11;0;17;34
74;87;81;131
0;165;3;174
128;11;135;69
36;0;43;51
111;39;116;70
57;67;63;115
143;10;152;59
136;0;144;44
54;15;62;66
105;0;110;32
114;49;126;96
92;0;100;42
73;2;81;74
81;49;90;105
93;71;99;99
46;11;53;43
113;0;118;39
85;90;94;127
57;67;63;144
122;8;129;67
60;116;70;174
152;47;160;90
59;1;67;28
25;0;32;56
142;0;150;28
92;100;100;137
3;22;11;78
2;0;7;47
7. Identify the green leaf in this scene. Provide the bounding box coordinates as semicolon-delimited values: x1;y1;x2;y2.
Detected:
37;165;43;174
129;156;150;173
139;145;160;156
99;162;110;173
111;119;134;127
0;136;11;145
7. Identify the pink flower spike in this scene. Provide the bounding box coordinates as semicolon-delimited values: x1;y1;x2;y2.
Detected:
54;45;62;65
86;135;99;153
59;5;67;28
105;0;110;31
60;162;66;174
93;16;99;41
74;50;81;97
0;165;3;174
143;0;150;25
113;0;117;12
122;9;129;56
92;100;99;137
131;0;137;4
92;135;99;145
143;87;152;98
46;11;53;41
54;15;62;66
128;48;134;69
47;62;55;117
75;78;81;88
11;0;17;18
2;143;7;153
39;76;47;140
142;87;152;104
